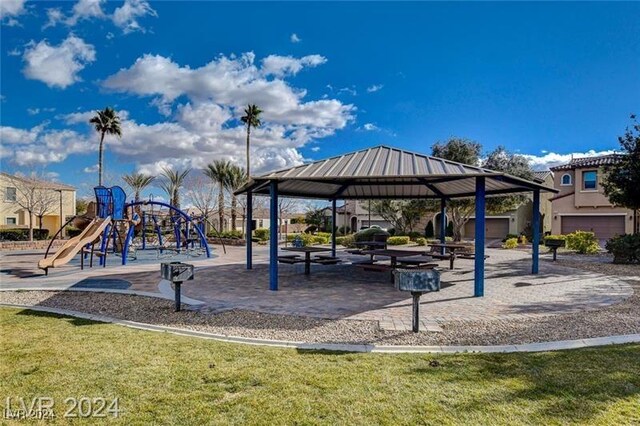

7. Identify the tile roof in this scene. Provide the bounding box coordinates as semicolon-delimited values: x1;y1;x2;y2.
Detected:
533;170;553;182
550;154;624;171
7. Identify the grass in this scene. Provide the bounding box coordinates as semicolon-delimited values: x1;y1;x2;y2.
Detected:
1;308;639;425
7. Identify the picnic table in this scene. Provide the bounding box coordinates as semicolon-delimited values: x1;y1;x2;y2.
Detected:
428;243;472;269
359;249;433;282
281;246;334;275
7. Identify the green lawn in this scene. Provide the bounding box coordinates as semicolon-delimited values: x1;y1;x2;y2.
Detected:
1;308;639;425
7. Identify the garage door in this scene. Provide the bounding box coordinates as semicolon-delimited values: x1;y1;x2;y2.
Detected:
561;215;625;239
464;218;510;239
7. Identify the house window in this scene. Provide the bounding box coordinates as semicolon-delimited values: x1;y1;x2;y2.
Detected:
5;187;17;202
561;174;572;186
6;217;17;225
583;170;597;190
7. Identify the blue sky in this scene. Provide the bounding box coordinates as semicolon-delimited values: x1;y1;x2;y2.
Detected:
1;1;639;196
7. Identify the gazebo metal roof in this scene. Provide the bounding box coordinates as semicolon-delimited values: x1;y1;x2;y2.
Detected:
238;145;558;199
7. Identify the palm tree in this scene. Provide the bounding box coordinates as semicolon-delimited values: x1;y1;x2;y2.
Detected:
159;167;191;210
204;160;231;231
225;165;248;233
240;104;262;177
90;107;122;186
122;172;155;203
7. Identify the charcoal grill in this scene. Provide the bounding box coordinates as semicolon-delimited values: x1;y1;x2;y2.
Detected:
161;262;194;311
393;269;440;332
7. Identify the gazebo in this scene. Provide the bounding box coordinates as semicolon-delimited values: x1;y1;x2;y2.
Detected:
237;145;557;296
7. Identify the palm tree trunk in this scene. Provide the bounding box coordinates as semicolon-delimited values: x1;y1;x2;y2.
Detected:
98;132;105;186
246;125;251;177
231;195;237;231
218;183;225;231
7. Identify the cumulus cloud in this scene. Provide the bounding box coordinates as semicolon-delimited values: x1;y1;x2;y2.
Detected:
0;122;93;166
83;164;99;173
1;0;26;21
261;54;326;77
22;35;96;88
290;33;301;43
66;0;105;25
523;149;618;170
362;123;379;131
112;0;157;33
366;84;383;93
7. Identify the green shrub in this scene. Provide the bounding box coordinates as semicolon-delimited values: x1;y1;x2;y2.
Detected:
502;237;519;249
0;228;50;241
606;234;640;264
337;226;351;235
565;231;600;254
311;235;329;245
545;234;566;241
65;227;81;238
212;230;243;239
518;234;528;245
354;227;390;242
315;232;331;239
387;236;410;246
407;231;423;241
502;233;519;242
336;235;355;248
254;228;269;241
415;237;426;246
425;221;434;238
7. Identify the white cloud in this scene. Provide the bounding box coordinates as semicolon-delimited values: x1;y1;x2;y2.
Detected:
366;84;383;93
362;123;379;131
310;146;320;152
338;86;357;96
27;108;40;115
261;54;326;77
0;0;26;20
7;48;21;56
83;164;99;173
22;35;96;89
290;33;301;43
66;0;105;25
43;8;65;29
112;0;157;33
523;149;618;170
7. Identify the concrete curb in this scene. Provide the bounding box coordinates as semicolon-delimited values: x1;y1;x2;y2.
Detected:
0;287;204;306
2;303;638;354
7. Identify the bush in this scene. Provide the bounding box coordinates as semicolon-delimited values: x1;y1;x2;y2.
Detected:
0;228;51;241
212;230;243;239
254;228;269;241
415;237;426;246
337;226;350;235
425;221;434;238
565;231;600;254
354;227;390;242
502;237;519;249
336;234;355;248
407;231;423;241
286;233;328;247
502;233;519;242
606;234;640;264
65;227;81;238
518;234;528;245
387;236;410;246
315;232;331;239
545;234;566;241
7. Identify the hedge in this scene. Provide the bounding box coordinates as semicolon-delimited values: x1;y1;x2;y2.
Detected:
387;236;410;246
336;234;355;248
415;237;427;246
354;228;389;242
0;228;50;241
254;228;269;241
565;231;599;254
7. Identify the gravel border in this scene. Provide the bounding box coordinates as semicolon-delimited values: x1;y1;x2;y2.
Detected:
1;288;638;346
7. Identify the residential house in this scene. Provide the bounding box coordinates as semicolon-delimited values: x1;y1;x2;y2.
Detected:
549;154;635;239
0;172;76;235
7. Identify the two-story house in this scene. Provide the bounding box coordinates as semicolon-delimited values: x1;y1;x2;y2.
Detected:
549;155;635;239
0;172;76;235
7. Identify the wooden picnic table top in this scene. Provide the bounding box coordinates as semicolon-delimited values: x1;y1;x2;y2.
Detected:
281;246;332;253
428;242;470;249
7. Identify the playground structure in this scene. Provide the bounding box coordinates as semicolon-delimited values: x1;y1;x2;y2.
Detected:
38;186;213;275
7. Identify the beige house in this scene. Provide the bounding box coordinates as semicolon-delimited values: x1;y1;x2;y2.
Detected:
0;172;76;236
549;155;634;239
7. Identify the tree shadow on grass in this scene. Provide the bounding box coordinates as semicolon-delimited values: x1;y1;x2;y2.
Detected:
15;309;103;326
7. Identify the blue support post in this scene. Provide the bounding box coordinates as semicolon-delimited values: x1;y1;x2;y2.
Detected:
440;198;447;255
269;181;278;291
532;189;540;274
247;190;253;270
331;199;337;257
474;177;486;297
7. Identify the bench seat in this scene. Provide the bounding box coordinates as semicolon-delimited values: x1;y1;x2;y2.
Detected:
278;256;305;264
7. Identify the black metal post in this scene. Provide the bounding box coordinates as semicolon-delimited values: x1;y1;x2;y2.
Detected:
411;291;421;332
174;281;182;312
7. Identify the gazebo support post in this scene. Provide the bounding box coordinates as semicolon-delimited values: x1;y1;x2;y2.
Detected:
246;190;253;270
532;189;540;274
474;177;485;297
440;198;447;255
331;199;337;257
269;181;278;291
